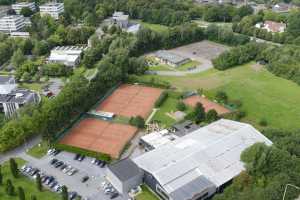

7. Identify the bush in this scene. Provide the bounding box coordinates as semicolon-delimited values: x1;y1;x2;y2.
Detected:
259;118;268;126
54;143;111;162
129;116;145;128
235;111;246;120
154;91;168;108
215;91;228;103
176;101;186;111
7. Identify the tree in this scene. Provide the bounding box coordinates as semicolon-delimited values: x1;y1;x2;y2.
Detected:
18;186;25;200
9;158;18;178
11;49;26;68
194;102;206;123
206;109;219;123
5;179;15;196
0;164;2;185
36;173;42;191
20;7;34;17
287;11;300;36
129;116;145;128
61;185;68;200
31;195;37;200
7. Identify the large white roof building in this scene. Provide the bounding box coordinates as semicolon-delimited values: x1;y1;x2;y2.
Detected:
48;46;86;67
133;119;272;200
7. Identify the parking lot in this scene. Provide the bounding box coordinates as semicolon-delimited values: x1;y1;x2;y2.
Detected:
22;151;128;200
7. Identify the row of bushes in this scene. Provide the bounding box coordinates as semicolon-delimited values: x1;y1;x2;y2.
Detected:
154;91;169;108
54;143;111;162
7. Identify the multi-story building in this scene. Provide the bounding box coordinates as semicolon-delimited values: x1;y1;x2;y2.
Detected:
0;6;10;18
0;15;25;33
0;76;40;118
39;3;64;20
48;46;86;67
12;2;36;14
112;11;129;29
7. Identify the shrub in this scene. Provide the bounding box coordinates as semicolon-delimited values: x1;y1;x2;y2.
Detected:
215;91;228;103
154;91;168;108
129;116;145;128
176;101;186;111
259;118;268;126
235;111;246;120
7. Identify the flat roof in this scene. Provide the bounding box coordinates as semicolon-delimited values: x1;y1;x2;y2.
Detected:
141;129;178;149
108;158;142;181
0;75;13;84
0;88;37;104
155;50;190;65
134;119;272;196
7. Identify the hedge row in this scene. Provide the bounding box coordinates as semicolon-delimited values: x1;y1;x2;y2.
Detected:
154;91;168;108
54;143;111;162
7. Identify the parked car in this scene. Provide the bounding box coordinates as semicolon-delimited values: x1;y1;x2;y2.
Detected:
54;161;64;168
74;154;81;160
52;149;61;156
47;149;55;155
60;164;68;170
81;176;89;183
50;158;58;165
63;165;72;174
69;191;77;200
67;168;78;176
78;155;85;161
110;192;119;199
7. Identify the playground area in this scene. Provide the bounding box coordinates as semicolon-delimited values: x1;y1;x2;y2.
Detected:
184;95;231;115
96;84;163;118
60;117;138;158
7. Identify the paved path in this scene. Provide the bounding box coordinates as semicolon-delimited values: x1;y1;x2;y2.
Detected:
147;58;213;77
0;135;42;164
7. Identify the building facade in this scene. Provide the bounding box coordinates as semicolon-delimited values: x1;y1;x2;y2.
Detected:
0;76;40;117
112;11;129;29
48;46;86;67
0;15;25;33
12;2;36;14
39;3;64;20
154;50;191;67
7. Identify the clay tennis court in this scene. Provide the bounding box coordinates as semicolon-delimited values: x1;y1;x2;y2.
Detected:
184;95;231;115
97;84;163;118
60;118;137;158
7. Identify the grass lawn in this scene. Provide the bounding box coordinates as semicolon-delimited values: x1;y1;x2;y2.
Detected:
0;158;59;200
192;19;233;30
113;115;131;124
133;20;169;33
152;92;190;127
135;185;160;200
27;140;49;158
138;63;300;130
176;60;200;71
20;82;47;92
149;64;174;71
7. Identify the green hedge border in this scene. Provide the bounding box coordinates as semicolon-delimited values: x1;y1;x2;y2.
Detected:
53;143;111;162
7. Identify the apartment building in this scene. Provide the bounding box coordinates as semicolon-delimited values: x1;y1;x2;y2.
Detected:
12;2;36;14
39;2;64;20
0;15;25;33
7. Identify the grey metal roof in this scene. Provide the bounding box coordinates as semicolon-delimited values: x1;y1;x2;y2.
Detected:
155;50;190;65
172;120;200;137
0;75;13;84
169;175;215;200
108;158;142;182
0;89;37;104
133;119;272;195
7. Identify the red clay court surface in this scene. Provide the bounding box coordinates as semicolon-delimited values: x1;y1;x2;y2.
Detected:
60;118;138;158
97;84;163;118
184;95;231;115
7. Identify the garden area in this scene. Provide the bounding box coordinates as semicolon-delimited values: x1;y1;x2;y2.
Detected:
137;62;300;130
135;185;159;200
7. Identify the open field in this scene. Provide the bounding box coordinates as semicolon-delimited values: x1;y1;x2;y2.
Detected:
138;63;300;130
0;158;59;200
133;20;169;33
192;19;233;30
60;117;137;158
97;84;163;118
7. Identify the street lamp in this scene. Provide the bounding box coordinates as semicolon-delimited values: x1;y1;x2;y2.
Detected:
283;184;300;200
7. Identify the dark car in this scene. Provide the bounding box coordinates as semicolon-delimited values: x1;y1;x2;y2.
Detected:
50;158;58;165
50;181;58;188
95;160;102;166
46;176;55;185
68;191;77;200
74;154;81;160
54;161;64;168
78;155;85;162
100;161;106;168
29;168;40;176
42;176;49;183
53;149;61;156
81;176;89;183
110;192;119;199
60;164;68;170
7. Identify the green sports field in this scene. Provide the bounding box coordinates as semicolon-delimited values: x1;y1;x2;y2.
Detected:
138;63;300;130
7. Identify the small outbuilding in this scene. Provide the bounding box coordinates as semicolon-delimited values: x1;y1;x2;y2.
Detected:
106;158;143;194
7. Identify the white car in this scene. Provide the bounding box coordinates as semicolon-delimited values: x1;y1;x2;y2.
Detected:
91;158;97;164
